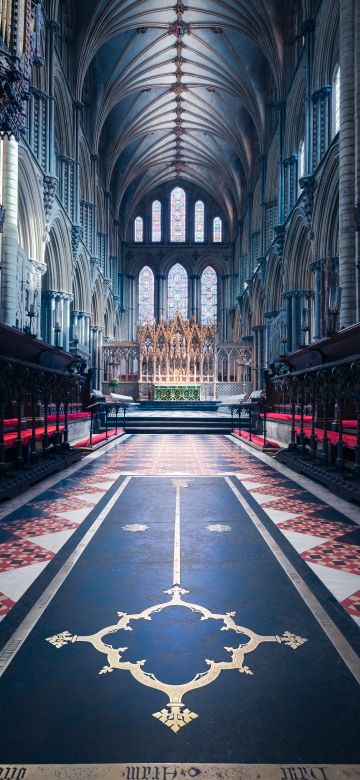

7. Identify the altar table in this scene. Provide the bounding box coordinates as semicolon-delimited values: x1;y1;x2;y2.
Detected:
154;384;200;401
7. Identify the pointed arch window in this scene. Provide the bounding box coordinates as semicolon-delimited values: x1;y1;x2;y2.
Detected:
168;263;188;319
152;200;162;242
194;200;204;242
138;266;154;324
134;216;143;243
333;64;340;136
213;216;222;243
170;187;186;242
201;266;217;325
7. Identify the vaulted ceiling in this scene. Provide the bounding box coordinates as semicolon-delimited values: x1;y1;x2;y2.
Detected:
72;0;288;234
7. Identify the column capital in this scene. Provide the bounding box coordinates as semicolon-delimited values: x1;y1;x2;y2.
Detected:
310;259;321;272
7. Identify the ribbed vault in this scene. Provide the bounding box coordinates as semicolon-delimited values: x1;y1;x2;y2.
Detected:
71;0;286;236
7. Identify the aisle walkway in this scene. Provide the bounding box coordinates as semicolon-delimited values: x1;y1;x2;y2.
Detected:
0;435;359;778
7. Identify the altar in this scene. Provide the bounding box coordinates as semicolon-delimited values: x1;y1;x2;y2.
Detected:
154;384;200;401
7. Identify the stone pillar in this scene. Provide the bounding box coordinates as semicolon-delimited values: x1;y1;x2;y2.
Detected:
339;0;356;328
311;260;321;340
127;275;135;340
283;292;292;353
221;275;229;342
259;155;267;256
155;274;165;321
63;294;72;351
91;154;99;258
1;137;18;326
291;293;299;351
190;274;200;322
302;19;315;175
73;102;82;226
46;21;58;175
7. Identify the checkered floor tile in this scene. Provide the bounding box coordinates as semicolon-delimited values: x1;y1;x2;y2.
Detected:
302;541;360;576
1;516;79;539
276;516;356;539
0;591;15;617
0;538;54;572
341;589;360;617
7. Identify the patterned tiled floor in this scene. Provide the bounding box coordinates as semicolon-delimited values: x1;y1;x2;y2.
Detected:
0;433;359;630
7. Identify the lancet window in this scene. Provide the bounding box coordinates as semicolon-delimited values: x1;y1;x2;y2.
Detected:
134;216;143;242
138;266;154;324
213;216;222;242
168;263;188;320
201;266;217;325
170;187;186;242
152;200;162;242
194;200;204;242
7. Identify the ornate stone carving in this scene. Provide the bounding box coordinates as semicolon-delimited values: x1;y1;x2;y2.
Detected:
71;225;83;260
43;175;58;222
299;174;317;230
273;224;285;257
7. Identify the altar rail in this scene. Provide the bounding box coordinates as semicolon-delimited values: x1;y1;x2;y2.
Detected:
269;355;360;473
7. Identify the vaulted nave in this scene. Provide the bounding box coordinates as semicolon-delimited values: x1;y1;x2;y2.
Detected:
1;0;360;775
0;433;359;777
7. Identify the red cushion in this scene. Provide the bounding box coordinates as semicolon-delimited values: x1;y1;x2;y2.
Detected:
3;418;19;427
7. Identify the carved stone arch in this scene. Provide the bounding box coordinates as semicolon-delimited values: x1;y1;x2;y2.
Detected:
252;276;264;327
164;256;192;278
196;255;226;278
242;290;252;337
265;249;283;313
18;146;45;262
284;69;306;159
72;251;91;313
312;0;339;91
91;278;104;326
54;71;73;157
282;208;311;292
44;213;73;293
312;143;339;260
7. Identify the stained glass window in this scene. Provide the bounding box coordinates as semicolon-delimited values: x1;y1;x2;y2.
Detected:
152;200;161;242
170;187;186;242
194;200;204;242
213;216;222;243
201;266;217;325
168;263;188;319
134;216;143;242
138;266;154;324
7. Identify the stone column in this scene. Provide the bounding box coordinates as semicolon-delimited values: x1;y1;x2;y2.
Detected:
190;274;200;322
63;294;72;351
91;154;99;258
311;260;321;340
302;19;315;175
291;293;299;351
46;21;58;175
155;274;165;321
127;275;135;340
1;137;18;326
73;102;82;226
221;275;229;342
339;0;356;328
283;292;292;353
